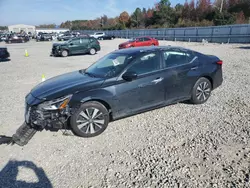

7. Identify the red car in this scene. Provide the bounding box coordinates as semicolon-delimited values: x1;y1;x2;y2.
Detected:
118;36;159;49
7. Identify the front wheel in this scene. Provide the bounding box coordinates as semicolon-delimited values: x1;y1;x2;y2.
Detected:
61;50;68;57
190;77;212;104
70;101;109;137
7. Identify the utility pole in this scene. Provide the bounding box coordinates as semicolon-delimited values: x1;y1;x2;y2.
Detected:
220;0;224;13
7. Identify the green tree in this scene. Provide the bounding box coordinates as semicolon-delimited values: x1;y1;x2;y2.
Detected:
151;0;175;27
130;8;143;28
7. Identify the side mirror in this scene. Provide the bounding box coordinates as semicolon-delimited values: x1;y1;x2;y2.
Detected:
69;43;73;45
122;71;137;81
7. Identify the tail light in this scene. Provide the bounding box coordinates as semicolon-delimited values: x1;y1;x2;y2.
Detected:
216;60;223;65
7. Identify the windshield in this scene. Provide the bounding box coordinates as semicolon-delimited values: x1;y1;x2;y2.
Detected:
84;53;135;78
66;39;72;43
128;38;136;42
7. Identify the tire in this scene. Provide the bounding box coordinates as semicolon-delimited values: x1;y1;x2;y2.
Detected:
151;44;155;46
61;50;68;57
190;77;212;104
70;101;109;137
89;48;96;55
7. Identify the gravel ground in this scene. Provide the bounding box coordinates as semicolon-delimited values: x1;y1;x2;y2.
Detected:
0;39;249;188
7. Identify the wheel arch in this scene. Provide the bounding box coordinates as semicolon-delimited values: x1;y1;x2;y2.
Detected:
61;48;70;54
202;75;214;89
80;98;113;121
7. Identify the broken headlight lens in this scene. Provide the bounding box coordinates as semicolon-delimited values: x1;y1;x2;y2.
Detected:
38;94;72;111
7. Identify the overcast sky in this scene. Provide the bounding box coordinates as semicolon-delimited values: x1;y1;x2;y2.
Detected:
0;0;186;26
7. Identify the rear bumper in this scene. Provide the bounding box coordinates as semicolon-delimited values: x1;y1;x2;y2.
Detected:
212;68;223;90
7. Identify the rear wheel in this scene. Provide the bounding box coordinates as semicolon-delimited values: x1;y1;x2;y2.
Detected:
190;77;212;104
89;48;96;55
61;50;68;57
70;101;109;137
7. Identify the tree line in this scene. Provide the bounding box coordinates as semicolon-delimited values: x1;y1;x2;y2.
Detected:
59;0;250;30
1;0;249;31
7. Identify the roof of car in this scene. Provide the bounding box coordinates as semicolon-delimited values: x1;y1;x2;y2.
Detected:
113;46;192;55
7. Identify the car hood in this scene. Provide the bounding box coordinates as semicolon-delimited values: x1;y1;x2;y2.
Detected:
53;42;67;47
30;70;105;100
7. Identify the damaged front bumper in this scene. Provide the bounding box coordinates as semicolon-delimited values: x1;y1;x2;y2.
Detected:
0;93;73;146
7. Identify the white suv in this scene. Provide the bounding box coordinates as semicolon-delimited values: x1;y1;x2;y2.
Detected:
90;32;105;38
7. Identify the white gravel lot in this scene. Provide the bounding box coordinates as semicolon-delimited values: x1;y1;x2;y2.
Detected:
0;39;249;188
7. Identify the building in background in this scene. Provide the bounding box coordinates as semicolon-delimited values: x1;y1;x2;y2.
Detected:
8;24;36;34
8;24;70;34
35;28;70;34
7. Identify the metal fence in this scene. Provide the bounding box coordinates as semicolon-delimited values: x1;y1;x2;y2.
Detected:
76;24;250;43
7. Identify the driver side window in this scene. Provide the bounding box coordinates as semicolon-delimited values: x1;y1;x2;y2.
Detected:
126;52;161;75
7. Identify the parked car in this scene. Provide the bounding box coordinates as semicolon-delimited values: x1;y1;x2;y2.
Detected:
57;34;76;41
36;34;53;42
5;34;29;43
51;36;100;57
90;32;105;39
0;47;10;60
118;36;159;49
98;35;116;40
0;34;8;42
11;46;223;146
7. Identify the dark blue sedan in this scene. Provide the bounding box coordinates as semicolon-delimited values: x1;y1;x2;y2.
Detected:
21;46;223;142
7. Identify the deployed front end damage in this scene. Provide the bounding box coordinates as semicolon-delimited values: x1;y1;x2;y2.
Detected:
0;93;73;146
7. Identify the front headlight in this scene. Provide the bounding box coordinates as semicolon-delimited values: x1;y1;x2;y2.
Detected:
38;94;72;111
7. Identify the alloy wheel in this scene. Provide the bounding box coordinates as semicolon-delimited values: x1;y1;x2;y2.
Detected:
196;81;211;102
76;108;105;135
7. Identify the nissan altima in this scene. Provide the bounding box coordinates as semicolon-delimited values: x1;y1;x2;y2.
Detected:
10;46;223;146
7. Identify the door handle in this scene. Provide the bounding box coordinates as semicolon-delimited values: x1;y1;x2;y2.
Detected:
191;66;198;70
152;77;164;84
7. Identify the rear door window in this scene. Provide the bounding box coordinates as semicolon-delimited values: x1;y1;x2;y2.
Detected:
143;37;151;41
163;51;195;68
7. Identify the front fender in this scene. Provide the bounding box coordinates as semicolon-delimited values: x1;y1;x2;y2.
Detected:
69;87;115;110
